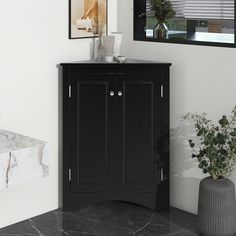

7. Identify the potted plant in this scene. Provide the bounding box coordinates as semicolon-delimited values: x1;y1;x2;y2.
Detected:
184;106;236;236
149;0;175;39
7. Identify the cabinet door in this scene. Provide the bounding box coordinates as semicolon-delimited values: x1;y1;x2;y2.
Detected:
115;74;162;192
70;74;116;193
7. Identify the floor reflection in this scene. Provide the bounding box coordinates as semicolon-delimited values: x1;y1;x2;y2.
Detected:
0;201;199;236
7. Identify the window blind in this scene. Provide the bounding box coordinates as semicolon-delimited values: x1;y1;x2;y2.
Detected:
146;0;234;20
182;0;234;19
171;0;185;17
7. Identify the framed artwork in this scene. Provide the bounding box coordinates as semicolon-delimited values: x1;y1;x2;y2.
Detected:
69;0;107;39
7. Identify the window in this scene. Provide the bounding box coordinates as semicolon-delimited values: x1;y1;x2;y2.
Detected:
134;0;236;47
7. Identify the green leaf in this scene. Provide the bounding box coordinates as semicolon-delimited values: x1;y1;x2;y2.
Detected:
197;128;204;136
216;133;226;145
199;149;206;157
190;143;195;148
188;139;195;148
220;149;227;155
203;161;208;167
198;163;203;169
219;115;229;128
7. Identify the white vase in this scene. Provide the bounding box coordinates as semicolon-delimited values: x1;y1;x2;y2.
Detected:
111;32;122;57
103;36;115;62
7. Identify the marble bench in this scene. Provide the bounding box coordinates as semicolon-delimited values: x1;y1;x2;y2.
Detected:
0;130;49;190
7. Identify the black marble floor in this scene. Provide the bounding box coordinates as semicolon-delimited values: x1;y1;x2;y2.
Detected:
0;201;199;236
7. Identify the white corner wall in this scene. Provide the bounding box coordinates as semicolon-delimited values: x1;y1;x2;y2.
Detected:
118;0;236;215
0;0;117;228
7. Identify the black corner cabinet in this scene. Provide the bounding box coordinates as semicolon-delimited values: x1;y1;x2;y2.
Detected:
60;59;171;211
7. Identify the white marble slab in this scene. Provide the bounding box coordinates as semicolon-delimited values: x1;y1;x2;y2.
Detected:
0;130;49;191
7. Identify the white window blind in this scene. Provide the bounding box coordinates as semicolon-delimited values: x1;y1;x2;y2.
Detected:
182;0;234;19
171;0;185;17
146;0;234;20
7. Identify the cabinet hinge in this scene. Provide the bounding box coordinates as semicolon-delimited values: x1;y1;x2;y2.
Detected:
161;85;164;98
69;85;71;98
161;168;164;182
69;169;71;182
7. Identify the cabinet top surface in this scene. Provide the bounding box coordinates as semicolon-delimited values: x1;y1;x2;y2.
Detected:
60;59;171;66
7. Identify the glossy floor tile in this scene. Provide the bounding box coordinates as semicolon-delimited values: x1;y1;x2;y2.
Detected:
0;201;199;236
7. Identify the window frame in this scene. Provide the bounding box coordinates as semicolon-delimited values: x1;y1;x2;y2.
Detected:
133;0;236;48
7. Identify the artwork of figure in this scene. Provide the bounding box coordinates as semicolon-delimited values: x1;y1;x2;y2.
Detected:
70;0;106;38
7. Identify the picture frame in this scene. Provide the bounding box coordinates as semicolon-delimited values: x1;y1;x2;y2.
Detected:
69;0;107;39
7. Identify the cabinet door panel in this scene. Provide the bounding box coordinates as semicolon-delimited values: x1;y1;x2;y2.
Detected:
124;82;154;184
70;75;115;192
78;83;107;184
116;74;161;191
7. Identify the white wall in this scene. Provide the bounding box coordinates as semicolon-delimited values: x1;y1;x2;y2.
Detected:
118;0;236;215
0;0;117;228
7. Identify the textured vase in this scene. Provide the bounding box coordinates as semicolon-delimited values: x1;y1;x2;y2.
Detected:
198;177;236;236
153;22;168;39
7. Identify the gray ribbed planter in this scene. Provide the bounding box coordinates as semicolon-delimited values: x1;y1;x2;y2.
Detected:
198;177;236;236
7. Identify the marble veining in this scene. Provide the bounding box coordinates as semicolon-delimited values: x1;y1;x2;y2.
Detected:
0;201;199;236
0;130;49;191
